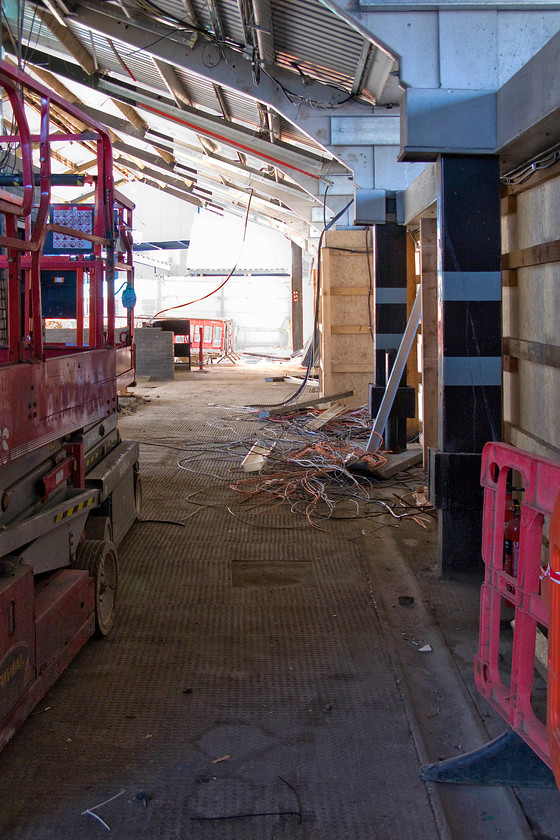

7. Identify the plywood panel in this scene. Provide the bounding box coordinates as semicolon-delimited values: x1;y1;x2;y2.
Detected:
406;232;420;439
320;230;373;407
420;218;438;465
501;173;560;458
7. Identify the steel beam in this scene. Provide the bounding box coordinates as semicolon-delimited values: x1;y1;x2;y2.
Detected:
36;6;97;75
153;59;193;109
97;77;338;181
69;0;385;182
250;0;275;64
73;2;360;113
22;50;309;209
497;27;560;171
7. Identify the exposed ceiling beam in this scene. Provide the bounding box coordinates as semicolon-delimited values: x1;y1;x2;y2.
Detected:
21;56;176;168
11;24;360;183
180;0;198;26
187;168;310;228
212;83;247;166
152;59;237;166
147;132;316;206
19;53;315;218
67;2;374;179
213;85;230;121
36;7;96;75
205;0;225;42
235;0;252;46
110;142;195;194
152;58;193;109
250;0;275;65
351;41;373;97
97;77;340;182
71;3;364;116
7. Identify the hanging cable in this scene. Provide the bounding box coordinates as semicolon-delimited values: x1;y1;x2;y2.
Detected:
148;191;253;323
255;193;354;409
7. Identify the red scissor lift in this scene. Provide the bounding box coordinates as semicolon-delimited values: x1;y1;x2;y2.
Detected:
0;61;139;749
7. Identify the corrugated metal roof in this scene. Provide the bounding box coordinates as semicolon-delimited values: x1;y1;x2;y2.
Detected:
278;117;325;152
212;0;248;45
7;5;74;65
172;68;224;115
1;0;398;238
271;0;366;93
69;23;171;95
217;88;262;128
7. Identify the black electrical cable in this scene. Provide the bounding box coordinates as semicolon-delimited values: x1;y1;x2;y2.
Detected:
148;191;254;323
365;226;374;344
254;193;354;410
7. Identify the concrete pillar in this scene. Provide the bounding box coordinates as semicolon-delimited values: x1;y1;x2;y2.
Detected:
429;155;502;571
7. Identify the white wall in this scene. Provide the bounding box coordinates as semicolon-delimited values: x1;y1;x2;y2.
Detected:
118;182;198;244
119;186;299;351
186;209;291;270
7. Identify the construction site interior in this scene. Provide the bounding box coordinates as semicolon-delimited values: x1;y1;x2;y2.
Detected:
1;1;560;838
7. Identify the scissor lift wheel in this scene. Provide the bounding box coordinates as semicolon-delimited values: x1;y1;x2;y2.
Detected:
85;515;113;543
75;540;118;636
134;473;143;519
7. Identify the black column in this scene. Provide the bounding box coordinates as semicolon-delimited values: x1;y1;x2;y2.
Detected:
430;155;502;570
369;221;414;451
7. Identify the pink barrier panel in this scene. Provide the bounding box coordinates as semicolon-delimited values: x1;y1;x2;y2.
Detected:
549;494;560;787
475;441;560;767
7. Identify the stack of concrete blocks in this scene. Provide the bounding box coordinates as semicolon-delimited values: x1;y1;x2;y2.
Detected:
135;327;175;380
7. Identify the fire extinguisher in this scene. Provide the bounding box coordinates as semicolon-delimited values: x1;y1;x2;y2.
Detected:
504;499;521;605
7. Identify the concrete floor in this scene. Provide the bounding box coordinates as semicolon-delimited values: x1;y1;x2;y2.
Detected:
0;363;559;839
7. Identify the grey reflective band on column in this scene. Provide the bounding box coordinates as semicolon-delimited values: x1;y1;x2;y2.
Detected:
442;356;502;386
375;288;408;304
441;271;501;301
376;333;406;349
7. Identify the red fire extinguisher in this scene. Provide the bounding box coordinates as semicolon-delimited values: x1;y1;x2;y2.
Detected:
504;499;521;605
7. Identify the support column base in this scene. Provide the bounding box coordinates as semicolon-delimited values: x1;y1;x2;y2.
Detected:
438;508;483;571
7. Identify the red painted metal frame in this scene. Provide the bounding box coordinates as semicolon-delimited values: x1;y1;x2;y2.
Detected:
0;60;116;362
475;441;560;767
0;350;117;466
0;59;135;390
0;60;137;751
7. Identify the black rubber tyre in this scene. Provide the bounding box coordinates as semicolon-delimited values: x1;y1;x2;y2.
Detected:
85;515;113;543
134;473;143;519
75;540;118;637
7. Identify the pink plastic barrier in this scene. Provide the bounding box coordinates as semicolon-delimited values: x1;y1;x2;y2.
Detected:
475;441;560;767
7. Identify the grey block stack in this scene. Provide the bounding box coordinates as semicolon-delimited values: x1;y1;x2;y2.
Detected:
135;327;174;380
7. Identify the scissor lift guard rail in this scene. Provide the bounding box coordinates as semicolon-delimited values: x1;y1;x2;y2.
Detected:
0;60;139;750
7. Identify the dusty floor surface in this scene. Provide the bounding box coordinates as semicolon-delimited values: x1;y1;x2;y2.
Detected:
0;363;559;839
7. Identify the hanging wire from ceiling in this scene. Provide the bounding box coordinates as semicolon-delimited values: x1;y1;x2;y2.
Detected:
147;190;254;323
253;190;355;410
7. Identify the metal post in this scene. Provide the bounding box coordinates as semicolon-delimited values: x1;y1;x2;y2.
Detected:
367;288;421;452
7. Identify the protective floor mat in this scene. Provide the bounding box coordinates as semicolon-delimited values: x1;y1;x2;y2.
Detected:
0;366;549;839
